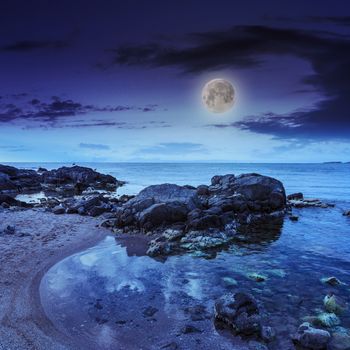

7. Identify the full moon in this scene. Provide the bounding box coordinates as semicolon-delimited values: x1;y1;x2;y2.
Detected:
202;78;235;113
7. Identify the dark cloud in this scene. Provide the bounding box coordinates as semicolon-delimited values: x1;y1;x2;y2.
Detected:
79;143;110;150
264;15;350;27
0;95;162;127
0;40;69;52
110;25;350;140
308;16;350;26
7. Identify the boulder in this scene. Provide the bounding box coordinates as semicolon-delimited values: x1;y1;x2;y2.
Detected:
135;183;200;210
235;173;286;208
287;192;304;200
293;322;330;349
214;292;261;335
52;205;65;215
139;202;188;229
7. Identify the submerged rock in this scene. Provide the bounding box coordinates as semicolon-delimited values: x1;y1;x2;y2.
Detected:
306;312;341;328
324;294;347;315
247;273;267;282
261;325;276;342
214;292;261;335
248;341;269;350
288;197;334;209
293;322;331;349
329;327;350;350
321;276;343;286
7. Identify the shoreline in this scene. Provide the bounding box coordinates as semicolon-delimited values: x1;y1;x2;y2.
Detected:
0;209;110;349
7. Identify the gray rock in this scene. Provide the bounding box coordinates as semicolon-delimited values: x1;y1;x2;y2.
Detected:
287;192;304;200
329;327;350;350
3;225;15;235
324;294;347;315
261;326;276;342
321;276;342;286
135;183;200;210
293;322;331;349
52;205;65;215
248;341;269;350
214;292;261;335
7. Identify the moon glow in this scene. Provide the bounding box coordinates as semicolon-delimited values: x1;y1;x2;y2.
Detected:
202;79;235;113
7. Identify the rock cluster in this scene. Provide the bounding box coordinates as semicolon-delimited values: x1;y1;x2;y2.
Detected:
41;166;124;196
287;192;334;209
106;173;286;256
0;164;41;194
51;194;121;217
0;164;123;197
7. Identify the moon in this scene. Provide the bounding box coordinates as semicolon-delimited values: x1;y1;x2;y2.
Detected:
202;79;235;113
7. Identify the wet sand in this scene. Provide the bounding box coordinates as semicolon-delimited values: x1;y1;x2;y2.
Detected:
0;209;110;349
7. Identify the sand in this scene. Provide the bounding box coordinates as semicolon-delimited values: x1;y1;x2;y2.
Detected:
0;208;110;350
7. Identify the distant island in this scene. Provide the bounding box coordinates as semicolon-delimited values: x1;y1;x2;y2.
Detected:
323;161;344;164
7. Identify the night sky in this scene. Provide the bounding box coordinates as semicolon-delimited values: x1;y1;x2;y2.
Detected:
1;0;350;162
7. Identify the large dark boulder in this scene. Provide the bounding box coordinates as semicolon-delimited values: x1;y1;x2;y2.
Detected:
135;183;200;210
234;174;286;208
139;202;188;229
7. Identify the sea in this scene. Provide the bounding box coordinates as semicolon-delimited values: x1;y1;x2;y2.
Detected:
6;162;350;349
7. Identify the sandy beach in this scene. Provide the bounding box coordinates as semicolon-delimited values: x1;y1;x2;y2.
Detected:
0;209;110;350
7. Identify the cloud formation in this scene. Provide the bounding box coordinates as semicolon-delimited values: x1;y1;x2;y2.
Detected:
79;143;111;150
1;40;69;52
0;95;162;128
111;25;350;140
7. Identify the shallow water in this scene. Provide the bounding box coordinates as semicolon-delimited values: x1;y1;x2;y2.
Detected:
40;204;350;349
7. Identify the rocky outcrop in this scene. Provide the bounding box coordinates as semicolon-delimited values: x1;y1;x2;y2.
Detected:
0;194;33;208
0;164;41;194
106;173;286;256
41;166;124;195
0;164;124;198
287;192;334;209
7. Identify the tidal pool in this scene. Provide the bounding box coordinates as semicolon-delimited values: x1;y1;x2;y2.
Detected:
40;205;350;350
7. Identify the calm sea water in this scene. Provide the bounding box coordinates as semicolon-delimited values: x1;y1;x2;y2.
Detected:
5;162;350;201
6;162;350;349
